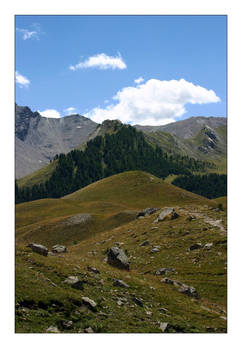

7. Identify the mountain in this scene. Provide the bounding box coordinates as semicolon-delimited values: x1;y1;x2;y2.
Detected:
16;123;216;203
135;117;227;170
15;104;97;178
15;171;226;333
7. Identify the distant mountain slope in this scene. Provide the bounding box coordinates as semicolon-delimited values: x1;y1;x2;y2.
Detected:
135;116;226;139
135;117;227;169
15;104;97;178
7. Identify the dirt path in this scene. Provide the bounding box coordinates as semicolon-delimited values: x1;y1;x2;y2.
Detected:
179;208;226;235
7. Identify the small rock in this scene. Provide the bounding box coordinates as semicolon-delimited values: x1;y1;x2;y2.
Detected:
107;246;130;270
188;243;202;251
113;279;130;288
186;215;196;221
132;296;143;307
84;327;94;333
117;300;123;306
159;322;169;332
46;326;60;333
52;245;67;253
177;283;199;299
154;208;179;223
146;311;152;316
151;246;160;253
140;240;150;247
160;308;168;313
136;208;160;219
161;277;174;285
82;296;97;310
204;243;213;249
155;268;174;275
27;243;48;256
87;266;100;274
60;320;73;330
64;276;84;290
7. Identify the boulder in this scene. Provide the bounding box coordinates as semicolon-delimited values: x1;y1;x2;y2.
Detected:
27;243;48;256
154;208;179;223
107;247;130;270
64;276;84;290
52;245;67;253
82;296;97;310
113;279;130;288
136;208;160;219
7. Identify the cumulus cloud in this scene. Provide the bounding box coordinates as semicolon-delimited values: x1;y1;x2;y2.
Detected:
134;77;144;84
69;53;127;71
39;109;61;119
16;28;38;40
63;107;77;115
86;78;220;126
15;71;30;87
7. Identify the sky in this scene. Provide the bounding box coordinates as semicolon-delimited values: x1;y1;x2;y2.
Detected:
15;15;227;125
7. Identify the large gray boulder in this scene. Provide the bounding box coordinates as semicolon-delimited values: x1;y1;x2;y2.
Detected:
154;208;179;223
107;247;130;270
27;243;48;256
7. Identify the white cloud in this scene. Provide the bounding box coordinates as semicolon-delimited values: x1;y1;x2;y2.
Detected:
15;71;30;87
16;28;38;40
86;78;220;126
39;109;61;119
69;53;127;71
63;107;77;115
134;77;144;84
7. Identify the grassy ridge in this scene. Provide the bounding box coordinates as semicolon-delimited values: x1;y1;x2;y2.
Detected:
15;171;226;333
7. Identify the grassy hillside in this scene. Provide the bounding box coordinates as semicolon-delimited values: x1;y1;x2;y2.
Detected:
15;171;226;333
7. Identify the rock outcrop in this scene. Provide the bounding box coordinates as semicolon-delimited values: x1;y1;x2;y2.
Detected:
107;247;130;270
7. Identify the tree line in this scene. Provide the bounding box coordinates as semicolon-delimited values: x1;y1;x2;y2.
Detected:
16;124;216;204
172;173;227;199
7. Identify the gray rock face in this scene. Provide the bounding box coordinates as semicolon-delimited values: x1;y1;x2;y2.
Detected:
27;243;48;256
136;208;160;219
52;245;67;253
64;276;84;290
154;208;179;223
15;104;97;178
82;297;97;310
60;320;73;330
107;247;130;270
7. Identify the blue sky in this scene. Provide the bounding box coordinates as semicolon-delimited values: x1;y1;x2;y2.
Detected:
15;15;226;125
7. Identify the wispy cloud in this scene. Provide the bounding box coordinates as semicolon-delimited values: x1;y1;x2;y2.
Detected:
86;78;220;126
69;53;127;71
16;24;42;40
15;71;30;87
38;109;61;119
134;77;144;84
63;107;77;115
